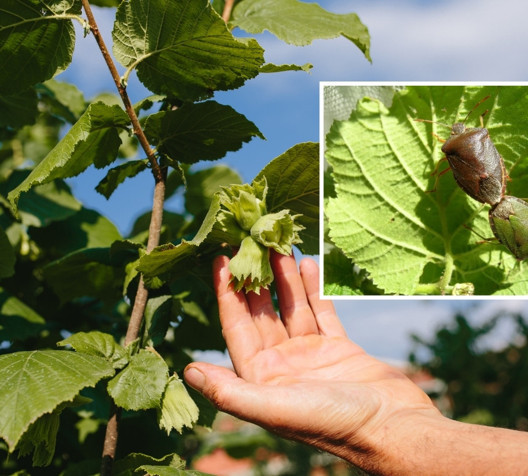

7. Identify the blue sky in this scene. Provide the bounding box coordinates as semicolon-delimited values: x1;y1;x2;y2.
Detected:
57;0;528;361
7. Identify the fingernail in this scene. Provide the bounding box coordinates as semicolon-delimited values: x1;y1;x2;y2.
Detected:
184;367;205;392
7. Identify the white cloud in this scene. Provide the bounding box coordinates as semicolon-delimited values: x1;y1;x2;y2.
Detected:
295;0;528;81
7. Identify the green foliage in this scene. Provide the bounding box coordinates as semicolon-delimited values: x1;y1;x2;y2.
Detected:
0;0;81;94
112;0;265;100
410;312;528;430
325;85;528;295
231;0;371;61
158;375;199;435
96;160;149;199
0;0;370;472
107;349;169;411
255;141;320;255
8;102;130;211
0;288;46;341
139;143;316;293
0;351;115;451
143;101;265;164
58;331;129;369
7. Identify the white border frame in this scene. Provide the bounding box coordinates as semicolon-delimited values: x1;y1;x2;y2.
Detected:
319;81;528;301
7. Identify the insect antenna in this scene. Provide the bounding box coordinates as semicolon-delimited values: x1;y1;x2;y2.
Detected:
414;118;451;129
462;94;491;124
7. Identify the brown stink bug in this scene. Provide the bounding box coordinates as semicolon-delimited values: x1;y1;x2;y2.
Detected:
417;96;508;205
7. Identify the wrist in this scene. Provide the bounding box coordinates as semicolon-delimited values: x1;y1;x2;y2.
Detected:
352;409;528;476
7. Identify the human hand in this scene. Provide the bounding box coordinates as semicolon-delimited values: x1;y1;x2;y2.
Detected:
184;252;440;469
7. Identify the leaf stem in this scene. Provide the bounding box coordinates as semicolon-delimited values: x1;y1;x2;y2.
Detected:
80;2;167;474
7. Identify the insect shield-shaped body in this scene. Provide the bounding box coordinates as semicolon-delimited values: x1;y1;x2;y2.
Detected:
441;120;506;205
489;196;528;260
418;96;507;205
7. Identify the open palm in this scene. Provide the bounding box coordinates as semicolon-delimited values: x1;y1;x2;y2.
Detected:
185;252;438;459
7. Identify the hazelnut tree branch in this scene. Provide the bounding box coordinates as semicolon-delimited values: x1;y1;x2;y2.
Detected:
80;1;167;474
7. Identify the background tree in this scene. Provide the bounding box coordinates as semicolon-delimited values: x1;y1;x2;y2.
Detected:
410;311;528;430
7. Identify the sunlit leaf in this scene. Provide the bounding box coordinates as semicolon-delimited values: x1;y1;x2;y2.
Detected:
15;396;89;467
255;142;319;255
107;349;168;411
260;63;312;73
7;102;130;212
231;0;371;61
157;375;199;434
138;196;222;279
0;350;114;451
58;331;129;369
113;453;203;476
112;0;264;100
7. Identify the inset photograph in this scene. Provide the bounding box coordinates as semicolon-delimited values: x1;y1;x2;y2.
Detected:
322;84;528;296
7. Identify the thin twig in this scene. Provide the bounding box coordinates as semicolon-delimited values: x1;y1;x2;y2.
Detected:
125;173;166;344
80;1;167;474
81;0;163;182
222;0;235;22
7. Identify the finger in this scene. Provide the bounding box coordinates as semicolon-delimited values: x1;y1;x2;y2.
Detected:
245;287;290;347
299;258;347;337
271;251;319;336
213;255;264;371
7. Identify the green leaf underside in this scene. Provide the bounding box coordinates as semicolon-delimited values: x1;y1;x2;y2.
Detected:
144;101;265;164
260;63;313;73
0;350;114;451
231;0;371;61
325;86;528;295
0;0;77;94
96;159;149;199
112;0;264;101
7;102;130;211
107;349;169;410
255;142;319;255
0;89;39;129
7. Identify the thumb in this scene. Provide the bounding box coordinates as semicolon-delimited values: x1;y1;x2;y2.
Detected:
184;363;272;423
